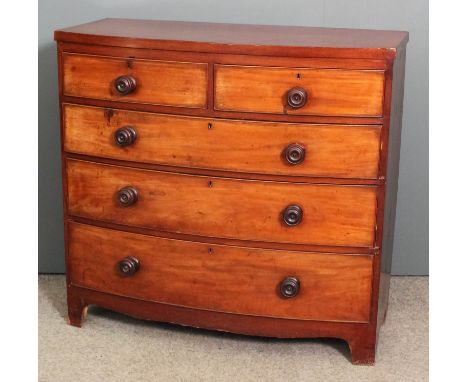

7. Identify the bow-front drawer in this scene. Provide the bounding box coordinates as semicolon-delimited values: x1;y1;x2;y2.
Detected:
63;104;382;179
62;53;208;108
66;159;377;247
68;222;373;322
215;65;385;117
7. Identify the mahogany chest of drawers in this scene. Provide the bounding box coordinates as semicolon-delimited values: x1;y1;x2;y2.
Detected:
54;19;408;365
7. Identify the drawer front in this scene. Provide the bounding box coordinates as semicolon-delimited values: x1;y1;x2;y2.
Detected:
215;65;385;117
64;104;381;179
62;53;207;108
66;159;377;247
69;222;373;322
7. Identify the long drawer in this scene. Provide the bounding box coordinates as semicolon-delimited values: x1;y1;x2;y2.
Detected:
68;222;373;322
215;64;385;117
63;104;382;179
62;53;208;108
66;159;377;247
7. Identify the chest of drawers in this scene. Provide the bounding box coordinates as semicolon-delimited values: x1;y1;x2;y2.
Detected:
55;19;408;365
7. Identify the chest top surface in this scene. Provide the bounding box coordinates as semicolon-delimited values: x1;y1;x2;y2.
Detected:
54;18;408;59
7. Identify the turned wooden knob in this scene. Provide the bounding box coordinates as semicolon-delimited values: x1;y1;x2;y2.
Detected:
283;205;303;226
279;277;300;298
117;186;138;207
287;87;308;108
118;256;140;276
114;126;137;147
283;143;306;165
114;75;137;95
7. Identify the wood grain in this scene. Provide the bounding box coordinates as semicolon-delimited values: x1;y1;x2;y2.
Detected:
54;18;409;60
65;152;384;187
377;46;407;333
63;104;382;179
66;159;377;247
60;41;392;70
55;19;409;365
59;41;388;127
69;216;378;255
68;283;377;364
69;222;373;322
62;53;207;108
215;65;385;117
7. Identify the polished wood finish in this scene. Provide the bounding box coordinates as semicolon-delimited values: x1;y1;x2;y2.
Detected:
66;281;377;365
69;222;373;322
63;104;382;179
55;19;408;365
70;216;377;255
66;159;377;247
377;46;407;335
54;19;408;59
63;53;207;108
215;65;385;117
66;152;384;186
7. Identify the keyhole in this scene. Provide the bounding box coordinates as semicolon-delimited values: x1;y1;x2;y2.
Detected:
296;73;301;79
208;123;213;130
208;180;213;187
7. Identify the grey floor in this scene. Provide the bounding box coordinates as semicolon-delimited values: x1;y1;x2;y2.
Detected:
39;275;428;382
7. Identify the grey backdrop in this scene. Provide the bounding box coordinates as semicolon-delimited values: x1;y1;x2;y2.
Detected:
39;0;428;275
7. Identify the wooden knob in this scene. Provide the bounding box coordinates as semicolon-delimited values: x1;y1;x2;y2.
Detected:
287;87;308;108
283;143;306;165
283;205;303;226
117;186;138;207
114;126;137;147
118;256;140;277
279;277;300;298
114;75;137;95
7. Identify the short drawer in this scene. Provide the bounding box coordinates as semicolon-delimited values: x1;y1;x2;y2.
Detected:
64;104;381;179
62;53;207;108
69;222;373;322
66;159;377;247
215;65;385;117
